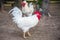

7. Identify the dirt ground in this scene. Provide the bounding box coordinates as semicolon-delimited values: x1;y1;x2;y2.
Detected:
0;3;60;40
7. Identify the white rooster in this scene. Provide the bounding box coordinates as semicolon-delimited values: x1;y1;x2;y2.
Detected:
21;0;34;16
9;7;41;38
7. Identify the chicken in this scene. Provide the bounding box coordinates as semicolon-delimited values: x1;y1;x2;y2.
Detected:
21;1;34;16
9;7;41;38
29;2;34;15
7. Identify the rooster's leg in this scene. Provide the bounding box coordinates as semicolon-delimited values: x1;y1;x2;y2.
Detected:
27;31;31;36
23;32;27;38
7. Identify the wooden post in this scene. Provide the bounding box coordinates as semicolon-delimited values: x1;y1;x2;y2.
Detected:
18;0;22;8
0;0;4;11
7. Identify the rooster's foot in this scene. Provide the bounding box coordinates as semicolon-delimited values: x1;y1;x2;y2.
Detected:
23;32;28;39
27;32;31;37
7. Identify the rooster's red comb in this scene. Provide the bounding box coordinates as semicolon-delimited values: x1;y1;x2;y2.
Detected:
21;2;26;7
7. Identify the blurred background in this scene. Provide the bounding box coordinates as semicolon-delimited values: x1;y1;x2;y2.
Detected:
0;0;60;40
